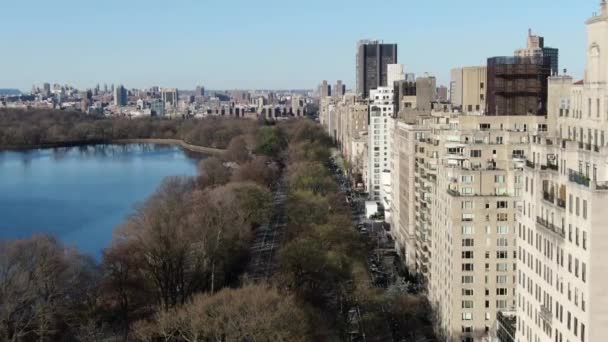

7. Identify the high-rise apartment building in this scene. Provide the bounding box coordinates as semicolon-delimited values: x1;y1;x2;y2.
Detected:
404;113;546;342
415;75;437;112
319;95;369;188
450;66;487;114
356;40;398;98
394;79;417;114
368;87;394;199
514;4;608;342
515;29;559;76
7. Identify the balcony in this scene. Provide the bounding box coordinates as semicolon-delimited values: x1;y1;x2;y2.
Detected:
525;160;535;169
540;163;558;172
597;181;608;190
536;217;565;239
542;191;555;205
568;169;590;187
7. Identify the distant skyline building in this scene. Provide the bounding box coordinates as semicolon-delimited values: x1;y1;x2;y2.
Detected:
356;40;398;98
436;85;448;102
319;80;331;98
113;85;127;107
42;83;51;96
515;28;559;75
161;88;179;108
415;75;436;111
150;99;165;117
334;80;346;97
387;64;406;87
195;86;205;97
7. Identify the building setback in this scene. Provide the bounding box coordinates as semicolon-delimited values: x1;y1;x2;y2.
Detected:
450;66;487;114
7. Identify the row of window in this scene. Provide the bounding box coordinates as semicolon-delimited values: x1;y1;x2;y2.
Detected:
461;200;511;209
461;275;513;284
461;213;512;222
462;225;510;235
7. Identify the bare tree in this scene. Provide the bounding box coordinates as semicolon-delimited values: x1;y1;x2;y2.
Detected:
134;284;311;342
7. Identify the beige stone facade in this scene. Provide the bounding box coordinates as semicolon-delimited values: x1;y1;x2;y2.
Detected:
514;4;608;342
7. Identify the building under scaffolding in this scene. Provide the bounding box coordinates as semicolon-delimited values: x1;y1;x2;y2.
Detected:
486;56;551;116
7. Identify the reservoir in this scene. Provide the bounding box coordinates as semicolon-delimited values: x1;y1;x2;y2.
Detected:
0;144;202;258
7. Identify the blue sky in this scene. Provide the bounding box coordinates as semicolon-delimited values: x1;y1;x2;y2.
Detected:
0;0;594;91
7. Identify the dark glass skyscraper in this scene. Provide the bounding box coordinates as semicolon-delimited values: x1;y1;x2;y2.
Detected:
356;40;397;98
486;56;551;116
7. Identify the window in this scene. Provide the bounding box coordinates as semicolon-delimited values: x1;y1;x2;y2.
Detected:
496;288;508;296
496;300;507;309
462;263;474;271
461;175;474;183
462;300;474;309
583;231;587;250
497;238;509;247
470;150;482;158
462;312;473;320
462;214;474;222
497;251;508;259
497;201;508;209
462;238;475;247
497;226;509;234
583;200;587;219
497;213;508;222
462;251;474;259
462;201;473;209
462;276;474;284
462;288;474;296
496;263;508;272
496;275;508;284
582;262;586;282
462;226;475;235
495;175;505;183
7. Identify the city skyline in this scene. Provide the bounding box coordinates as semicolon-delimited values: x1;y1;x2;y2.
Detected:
1;0;590;91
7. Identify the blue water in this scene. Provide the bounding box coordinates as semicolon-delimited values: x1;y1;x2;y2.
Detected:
0;144;202;258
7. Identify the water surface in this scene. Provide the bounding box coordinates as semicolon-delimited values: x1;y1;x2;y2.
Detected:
0;144;202;257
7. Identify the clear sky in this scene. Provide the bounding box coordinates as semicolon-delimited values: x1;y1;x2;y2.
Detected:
0;0;595;91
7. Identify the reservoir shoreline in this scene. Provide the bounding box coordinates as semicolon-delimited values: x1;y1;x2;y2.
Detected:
0;139;225;155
